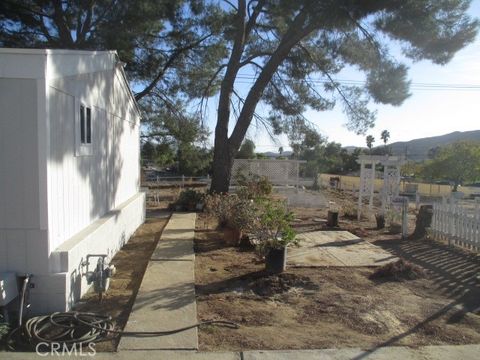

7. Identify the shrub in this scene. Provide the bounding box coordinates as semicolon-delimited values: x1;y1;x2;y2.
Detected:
386;208;401;225
386;208;402;233
236;173;272;200
176;189;204;208
230;198;257;232
251;199;297;254
342;203;358;220
204;193;238;228
370;259;426;281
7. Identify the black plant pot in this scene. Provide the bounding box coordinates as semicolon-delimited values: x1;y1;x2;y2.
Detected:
327;211;339;227
375;214;385;229
265;247;287;273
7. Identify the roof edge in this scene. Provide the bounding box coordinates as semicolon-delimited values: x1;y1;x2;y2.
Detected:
113;54;142;119
0;47;117;56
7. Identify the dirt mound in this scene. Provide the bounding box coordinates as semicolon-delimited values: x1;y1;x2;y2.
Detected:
370;259;426;281
249;273;318;297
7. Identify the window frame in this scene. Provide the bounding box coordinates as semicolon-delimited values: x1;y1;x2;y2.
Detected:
75;99;93;156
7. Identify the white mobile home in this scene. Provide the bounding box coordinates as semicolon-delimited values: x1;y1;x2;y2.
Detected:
0;48;145;313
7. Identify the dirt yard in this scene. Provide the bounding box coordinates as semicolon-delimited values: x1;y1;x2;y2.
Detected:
195;189;480;351
70;185;479;352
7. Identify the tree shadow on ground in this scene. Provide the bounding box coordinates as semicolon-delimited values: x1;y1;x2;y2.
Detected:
196;270;268;295
351;293;475;360
194;230;227;254
374;238;479;310
353;238;480;360
131;282;195;312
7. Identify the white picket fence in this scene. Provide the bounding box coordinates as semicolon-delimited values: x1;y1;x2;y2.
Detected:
431;198;480;251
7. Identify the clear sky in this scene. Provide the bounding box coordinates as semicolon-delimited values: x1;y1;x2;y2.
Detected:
205;0;480;152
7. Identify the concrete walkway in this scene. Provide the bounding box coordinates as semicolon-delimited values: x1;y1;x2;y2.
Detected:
118;213;198;351
3;345;480;359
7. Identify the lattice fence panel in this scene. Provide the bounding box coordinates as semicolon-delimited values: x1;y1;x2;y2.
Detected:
231;159;302;186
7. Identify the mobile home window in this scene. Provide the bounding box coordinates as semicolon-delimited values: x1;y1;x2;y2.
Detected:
79;105;92;145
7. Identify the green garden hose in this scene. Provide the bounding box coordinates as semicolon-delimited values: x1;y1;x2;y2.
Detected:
7;311;239;350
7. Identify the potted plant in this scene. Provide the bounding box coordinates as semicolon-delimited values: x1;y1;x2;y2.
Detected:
252;199;297;273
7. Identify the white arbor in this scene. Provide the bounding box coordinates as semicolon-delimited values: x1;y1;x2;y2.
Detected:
357;155;406;220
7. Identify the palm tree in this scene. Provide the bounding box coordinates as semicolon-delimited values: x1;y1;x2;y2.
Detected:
381;130;390;155
366;135;375;154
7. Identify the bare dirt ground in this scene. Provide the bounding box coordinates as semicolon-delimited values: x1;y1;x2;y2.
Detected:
195;188;480;351
73;208;168;351
69;185;479;352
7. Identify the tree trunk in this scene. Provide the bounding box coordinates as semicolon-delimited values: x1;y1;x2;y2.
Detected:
209;7;314;192
413;205;433;239
210;136;234;193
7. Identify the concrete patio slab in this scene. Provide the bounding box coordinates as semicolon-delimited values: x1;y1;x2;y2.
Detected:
118;212;198;351
288;231;398;267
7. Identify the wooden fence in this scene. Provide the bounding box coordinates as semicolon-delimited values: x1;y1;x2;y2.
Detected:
431;199;480;252
318;173;480;197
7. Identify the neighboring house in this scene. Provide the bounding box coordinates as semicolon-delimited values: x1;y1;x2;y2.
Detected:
0;48;145;314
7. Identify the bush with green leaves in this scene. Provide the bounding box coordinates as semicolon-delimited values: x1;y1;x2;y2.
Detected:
236;173;272;200
251;199;297;254
176;189;204;208
229;198;257;232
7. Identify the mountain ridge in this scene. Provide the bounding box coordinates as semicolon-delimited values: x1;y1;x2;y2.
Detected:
347;130;480;161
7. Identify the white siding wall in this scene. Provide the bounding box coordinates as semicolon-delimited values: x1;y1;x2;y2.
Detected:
0;79;40;229
0;78;50;273
0;50;143;313
110;70;140;208
47;67;140;252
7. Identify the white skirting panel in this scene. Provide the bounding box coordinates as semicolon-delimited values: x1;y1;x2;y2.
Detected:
28;192;145;314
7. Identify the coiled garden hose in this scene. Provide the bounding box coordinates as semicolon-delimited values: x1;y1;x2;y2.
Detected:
7;311;239;350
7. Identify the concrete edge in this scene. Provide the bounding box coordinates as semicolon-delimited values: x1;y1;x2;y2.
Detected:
3;345;480;359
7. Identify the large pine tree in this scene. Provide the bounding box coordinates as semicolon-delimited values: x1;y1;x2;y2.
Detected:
205;0;477;192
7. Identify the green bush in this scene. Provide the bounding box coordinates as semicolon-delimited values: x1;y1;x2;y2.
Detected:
176;189;204;208
251;199;297;254
236;174;272;200
230;198;257;232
